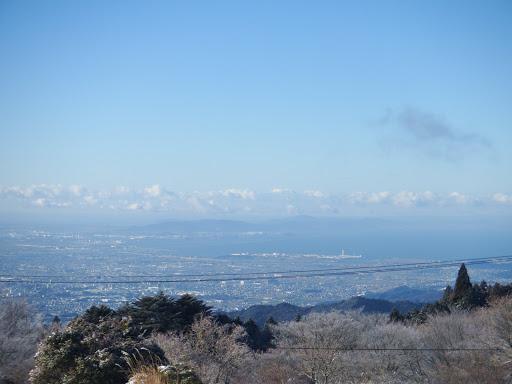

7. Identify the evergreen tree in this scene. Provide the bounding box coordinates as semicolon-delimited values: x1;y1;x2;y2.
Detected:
452;263;472;302
472;281;488;308
214;313;234;325
30;315;163;384
490;282;512;299
118;291;179;334
260;316;278;350
175;293;212;331
264;315;278;327
243;318;263;350
82;304;114;324
400;265;512;323
233;316;243;326
389;308;404;323
443;284;453;299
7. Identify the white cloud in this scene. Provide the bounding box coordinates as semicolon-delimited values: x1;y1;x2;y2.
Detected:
30;197;71;208
3;184;63;198
125;203;140;211
115;186;132;195
304;190;326;198
391;191;437;207
51;201;71;208
144;184;162;198
13;186;33;197
348;191;436;207
272;188;290;194
69;185;86;196
493;193;512;204
32;198;46;207
423;190;434;201
366;191;390;203
83;195;98;205
348;191;390;204
1;184;511;216
186;196;207;213
391;191;419;207
447;191;468;204
286;204;298;215
320;204;339;214
219;189;255;200
34;184;63;197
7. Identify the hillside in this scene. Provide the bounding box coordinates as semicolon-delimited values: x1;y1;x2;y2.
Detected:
226;296;422;325
365;285;444;303
5;264;512;384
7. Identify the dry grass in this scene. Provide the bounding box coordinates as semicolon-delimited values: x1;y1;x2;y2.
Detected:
124;349;172;384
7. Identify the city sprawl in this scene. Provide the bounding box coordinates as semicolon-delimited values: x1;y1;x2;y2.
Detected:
2;227;511;323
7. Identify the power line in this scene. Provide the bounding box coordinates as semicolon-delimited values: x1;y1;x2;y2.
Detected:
4;254;511;279
1;255;511;285
278;347;500;352
2;255;511;284
4;254;512;280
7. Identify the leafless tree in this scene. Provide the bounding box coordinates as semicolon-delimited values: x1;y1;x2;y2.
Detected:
356;319;423;383
477;297;512;382
484;298;512;359
418;310;506;384
273;311;362;384
235;349;309;384
0;298;41;383
153;315;251;384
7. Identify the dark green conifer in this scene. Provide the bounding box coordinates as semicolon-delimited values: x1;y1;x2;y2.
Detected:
31;315;163;384
260;316;277;351
117;291;178;334
452;263;472;301
443;284;453;298
233;316;243;325
264;315;278;328
82;304;114;324
243;318;264;350
389;308;404;323
175;293;212;331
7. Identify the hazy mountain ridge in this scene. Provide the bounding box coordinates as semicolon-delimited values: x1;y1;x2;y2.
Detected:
125;215;512;236
131;216;394;235
365;285;444;303
226;295;422;326
137;219;260;234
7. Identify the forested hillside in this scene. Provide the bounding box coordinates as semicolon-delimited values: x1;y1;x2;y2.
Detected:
227;296;421;326
2;264;512;383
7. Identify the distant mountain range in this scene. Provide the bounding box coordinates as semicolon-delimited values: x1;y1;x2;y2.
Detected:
222;284;446;326
130;216;394;235
365;285;444;304
225;295;423;326
138;219;259;234
130;215;500;236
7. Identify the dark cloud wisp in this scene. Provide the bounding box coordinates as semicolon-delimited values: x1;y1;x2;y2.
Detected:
379;107;492;160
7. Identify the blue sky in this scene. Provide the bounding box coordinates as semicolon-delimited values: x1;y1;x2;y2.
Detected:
1;1;511;218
